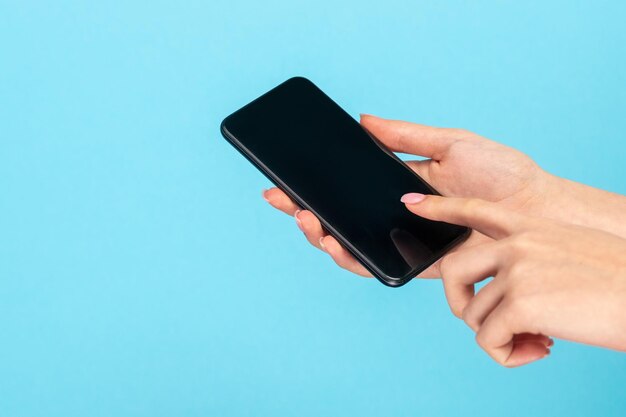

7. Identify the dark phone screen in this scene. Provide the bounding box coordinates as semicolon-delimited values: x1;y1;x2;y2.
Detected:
222;77;468;282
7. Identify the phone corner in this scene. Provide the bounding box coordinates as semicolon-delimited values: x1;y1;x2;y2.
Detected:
284;75;314;87
219;116;232;140
377;273;413;288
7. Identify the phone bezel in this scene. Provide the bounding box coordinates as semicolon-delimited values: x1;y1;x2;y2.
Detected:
219;76;471;287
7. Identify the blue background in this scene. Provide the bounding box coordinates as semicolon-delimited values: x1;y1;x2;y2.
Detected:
1;1;625;416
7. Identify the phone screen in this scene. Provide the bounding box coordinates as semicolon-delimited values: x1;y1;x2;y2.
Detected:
221;77;468;285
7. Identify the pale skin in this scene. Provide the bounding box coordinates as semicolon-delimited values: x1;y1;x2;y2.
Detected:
401;193;626;367
262;114;626;366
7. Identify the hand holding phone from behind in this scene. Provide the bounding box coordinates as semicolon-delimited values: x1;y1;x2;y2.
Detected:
265;114;626;367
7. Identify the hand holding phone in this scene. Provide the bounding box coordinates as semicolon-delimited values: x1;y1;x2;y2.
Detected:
262;102;557;280
221;77;469;286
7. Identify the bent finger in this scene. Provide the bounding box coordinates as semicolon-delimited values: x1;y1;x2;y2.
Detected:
476;303;549;367
440;241;503;318
461;279;505;331
402;194;526;240
263;187;300;216
295;210;326;250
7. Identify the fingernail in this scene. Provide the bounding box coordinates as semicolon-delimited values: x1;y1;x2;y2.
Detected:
294;210;304;231
544;348;551;358
262;189;270;202
319;237;326;251
547;338;554;347
401;193;426;204
359;113;372;119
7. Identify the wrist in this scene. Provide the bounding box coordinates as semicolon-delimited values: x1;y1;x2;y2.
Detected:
533;172;626;238
516;170;567;219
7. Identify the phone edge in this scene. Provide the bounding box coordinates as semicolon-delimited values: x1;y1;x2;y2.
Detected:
219;76;471;287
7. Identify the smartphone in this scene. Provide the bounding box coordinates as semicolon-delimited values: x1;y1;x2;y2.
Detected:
220;76;470;287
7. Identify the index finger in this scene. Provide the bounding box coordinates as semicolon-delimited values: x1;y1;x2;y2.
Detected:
401;193;526;240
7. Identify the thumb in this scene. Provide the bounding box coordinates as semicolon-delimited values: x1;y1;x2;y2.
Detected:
400;193;525;240
360;114;471;160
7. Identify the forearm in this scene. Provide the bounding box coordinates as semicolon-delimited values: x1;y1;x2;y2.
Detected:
540;173;626;238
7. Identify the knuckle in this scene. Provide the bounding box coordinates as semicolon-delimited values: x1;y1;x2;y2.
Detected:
506;294;538;332
462;309;479;330
505;279;523;298
442;282;465;319
504;259;535;285
450;301;464;319
439;254;456;277
504;297;528;320
511;232;531;249
508;231;540;254
449;128;475;139
475;331;489;350
474;334;509;367
506;261;526;279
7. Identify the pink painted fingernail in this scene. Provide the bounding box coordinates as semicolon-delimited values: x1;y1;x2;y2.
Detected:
400;193;426;204
319;236;326;251
262;189;270;202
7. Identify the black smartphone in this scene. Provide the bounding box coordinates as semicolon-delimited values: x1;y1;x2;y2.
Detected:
220;77;470;287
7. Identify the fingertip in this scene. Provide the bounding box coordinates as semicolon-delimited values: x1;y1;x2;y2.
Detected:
294;209;304;231
295;209;315;232
263;187;281;203
263;187;301;215
321;235;341;255
401;193;436;219
451;305;465;320
297;210;320;229
359;113;384;127
400;192;427;205
321;235;343;260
